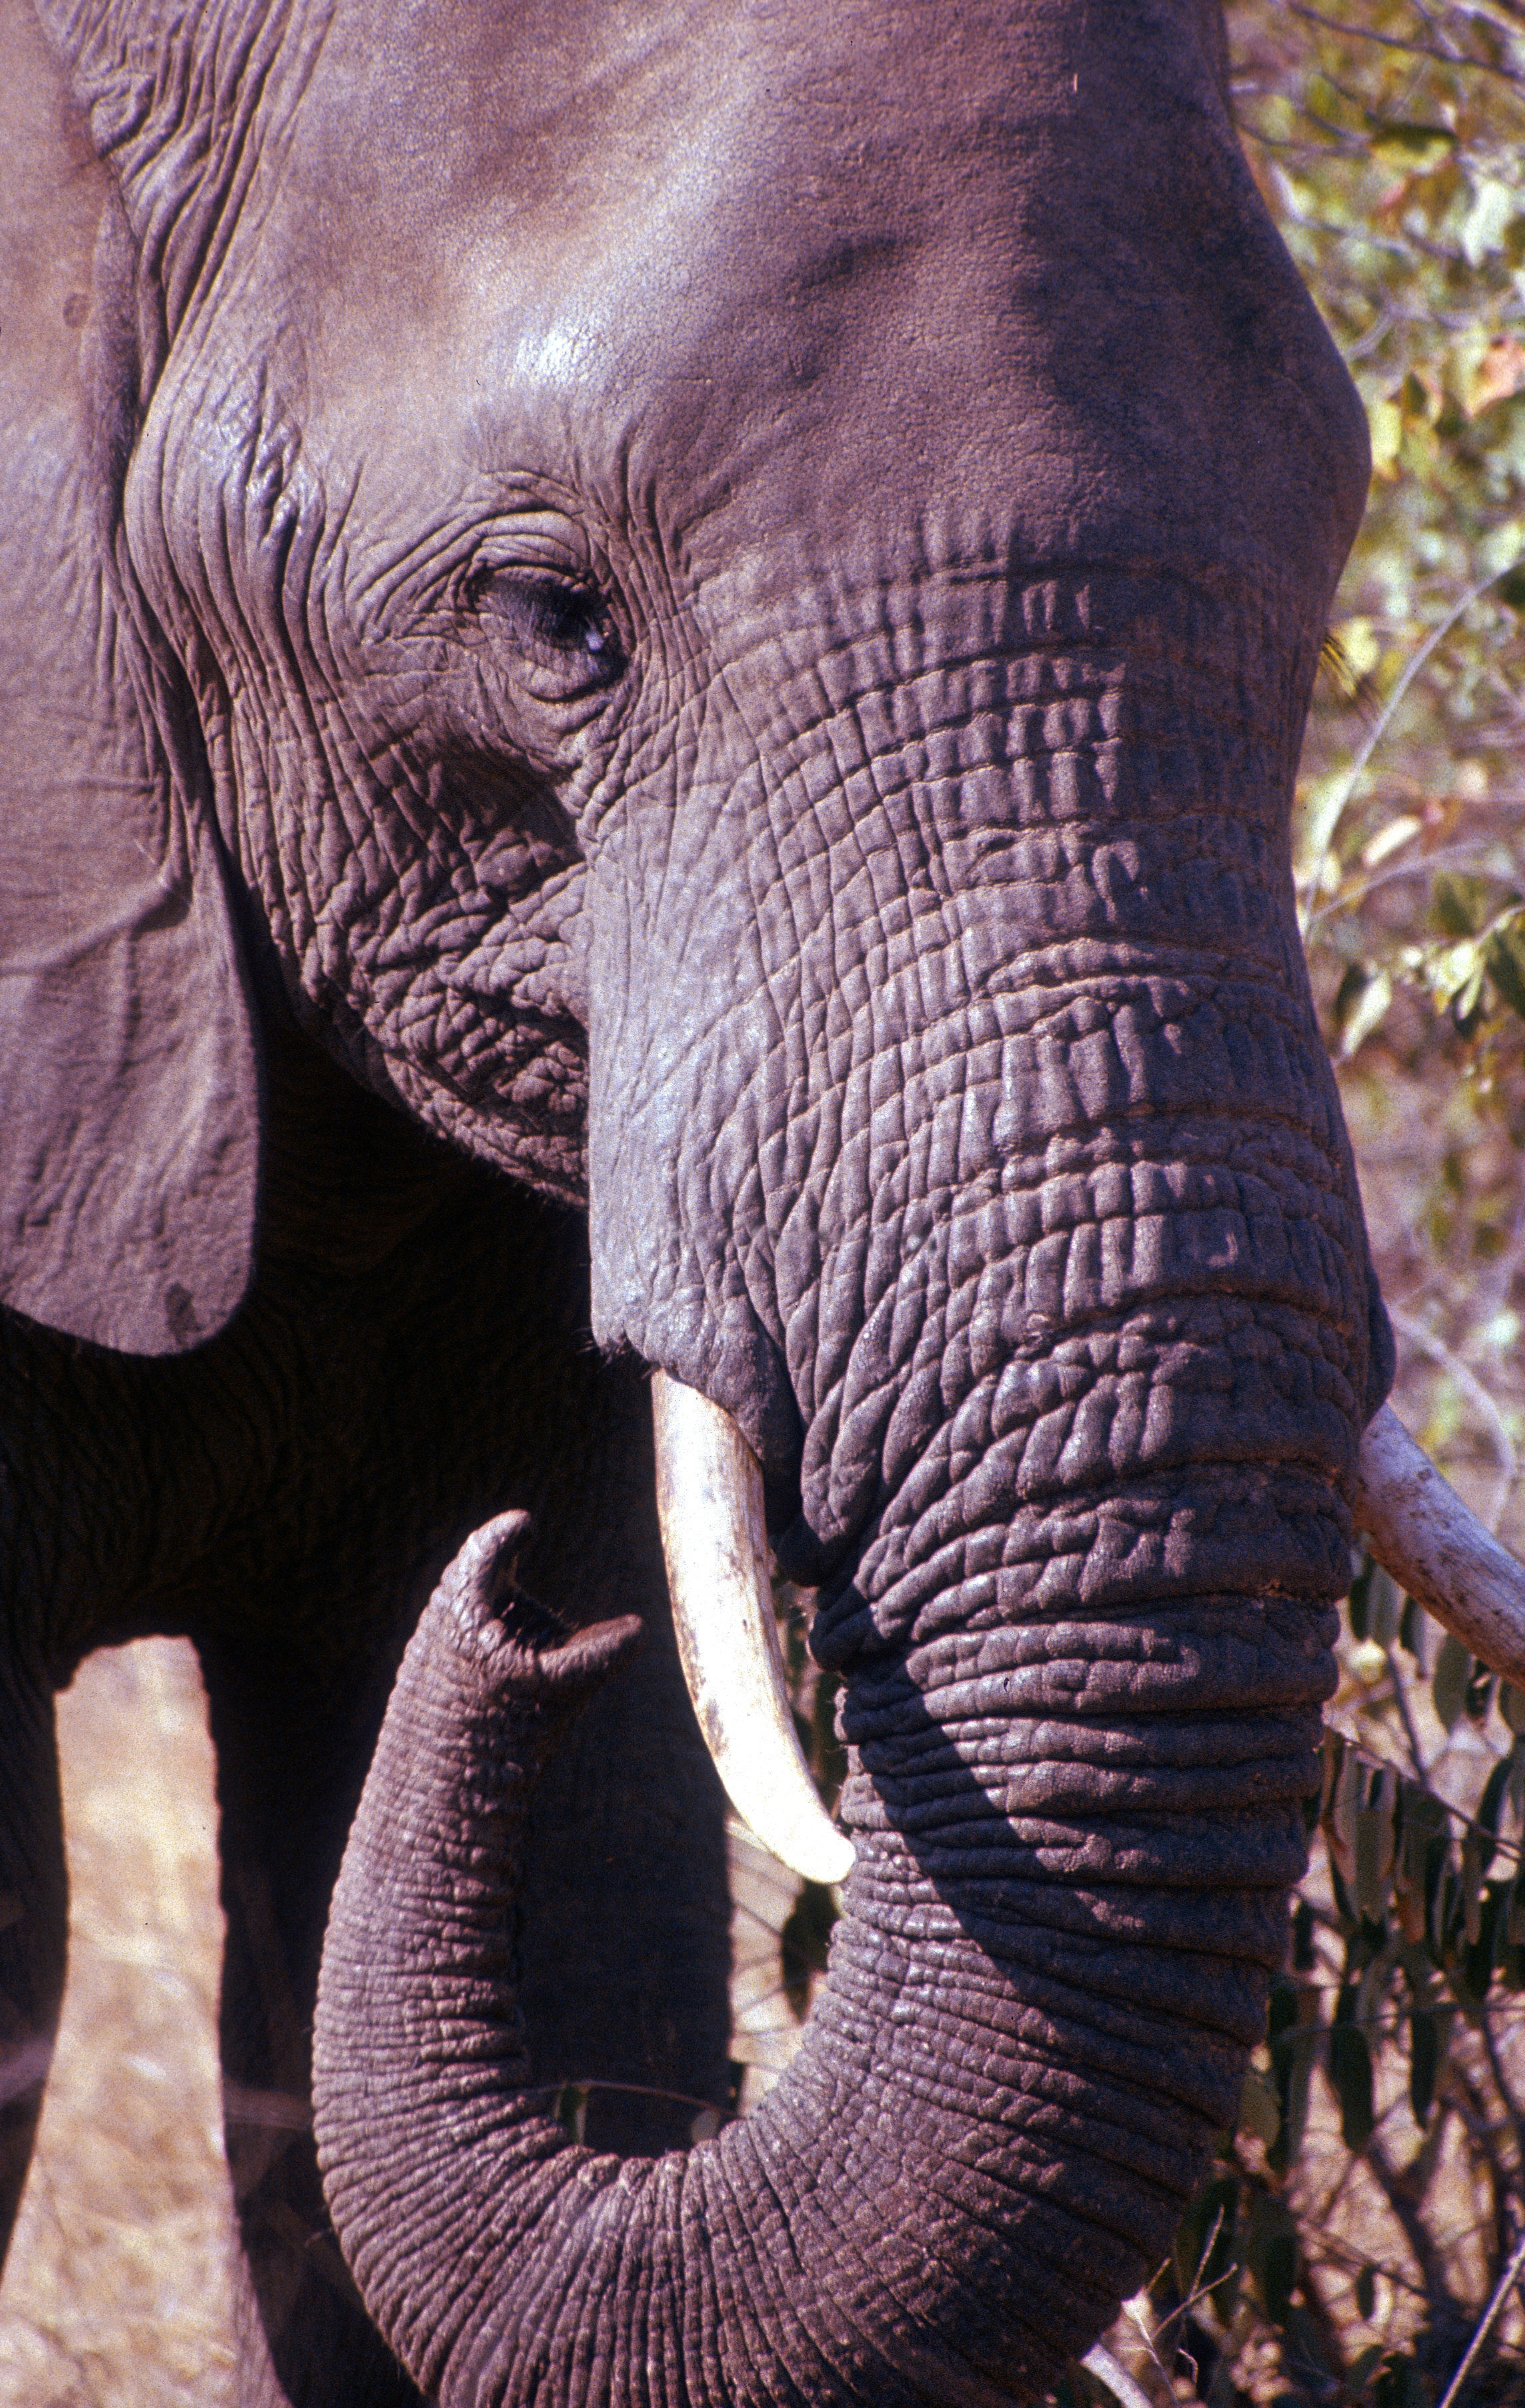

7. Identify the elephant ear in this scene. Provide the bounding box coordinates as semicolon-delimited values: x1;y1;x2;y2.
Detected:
0;6;258;1355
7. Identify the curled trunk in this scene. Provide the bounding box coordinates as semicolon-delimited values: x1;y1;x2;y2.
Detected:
314;1470;1335;2407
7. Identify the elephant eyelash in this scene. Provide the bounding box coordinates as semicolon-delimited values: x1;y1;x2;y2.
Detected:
466;568;624;688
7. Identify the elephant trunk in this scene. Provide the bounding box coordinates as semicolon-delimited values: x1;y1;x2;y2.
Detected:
314;1419;1335;2406
313;565;1380;2401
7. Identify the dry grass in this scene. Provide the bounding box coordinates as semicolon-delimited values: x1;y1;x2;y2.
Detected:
0;1641;233;2405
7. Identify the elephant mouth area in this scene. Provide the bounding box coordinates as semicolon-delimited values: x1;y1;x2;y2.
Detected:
648;1359;1344;1924
653;1308;1359;1657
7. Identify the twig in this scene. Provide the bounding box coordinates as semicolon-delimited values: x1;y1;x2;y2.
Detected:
1079;2341;1160;2408
1477;2005;1525;2173
1346;303;1400;363
1388;1306;1519;1534
1436;2227;1525;2408
1301;570;1515;924
1305;841;1520;929
1289;0;1525;83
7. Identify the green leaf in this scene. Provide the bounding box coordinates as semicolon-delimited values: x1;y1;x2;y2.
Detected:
1476;1757;1511;1873
1424;1832;1452;1955
1506;1864;1525;1950
1368;1563;1402;1648
1354;1807;1384;1923
1246;2188;1299;2328
1331;1737;1362;1852
1368;396;1403;479
1342;969;1394;1057
1486;921;1525;1019
1400;367;1434;424
1357;1927;1396;2020
1433;1631;1472;1731
1347;1551;1373;1639
1269;2024;1317;2177
554;2083;587;2145
1329;1843;1359;1934
1462;177;1522;269
1369;121;1455;167
1239;2066;1281;2147
1355;1773;1397;1923
1172;2173;1239;2305
1296;771;1354;884
1462;1830;1485;1947
1462;1877;1506;2001
1410;2003;1442;2126
1454;964;1488;1038
1269;1973;1318;2174
1331;1989;1375;2150
779;1879;838;2023
1432;871;1490;938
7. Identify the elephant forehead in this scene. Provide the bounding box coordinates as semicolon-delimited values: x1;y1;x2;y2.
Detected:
241;0;1365;597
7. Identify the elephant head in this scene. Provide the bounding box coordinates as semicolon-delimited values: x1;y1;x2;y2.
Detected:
5;0;1521;2400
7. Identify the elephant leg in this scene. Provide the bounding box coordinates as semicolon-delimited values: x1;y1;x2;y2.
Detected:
0;1659;67;2274
197;1629;423;2408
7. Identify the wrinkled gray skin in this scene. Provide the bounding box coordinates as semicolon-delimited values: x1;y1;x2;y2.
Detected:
0;0;1393;2402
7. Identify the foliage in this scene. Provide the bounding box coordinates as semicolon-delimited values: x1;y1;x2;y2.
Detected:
1239;0;1525;1545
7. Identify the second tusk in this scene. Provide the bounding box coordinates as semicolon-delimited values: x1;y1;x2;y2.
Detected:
1354;1403;1525;1691
651;1371;854;1887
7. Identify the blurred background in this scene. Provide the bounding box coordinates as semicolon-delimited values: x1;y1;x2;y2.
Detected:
5;4;1525;2401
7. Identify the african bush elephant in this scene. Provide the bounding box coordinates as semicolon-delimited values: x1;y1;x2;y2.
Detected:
3;0;1520;2402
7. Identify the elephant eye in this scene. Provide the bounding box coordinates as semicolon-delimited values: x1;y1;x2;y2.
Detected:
468;569;622;687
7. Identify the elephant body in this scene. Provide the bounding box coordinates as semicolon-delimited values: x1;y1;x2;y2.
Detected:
1;1;1396;2402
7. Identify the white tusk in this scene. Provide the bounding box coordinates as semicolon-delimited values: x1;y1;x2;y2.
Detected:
1352;1403;1525;1691
651;1371;854;1887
